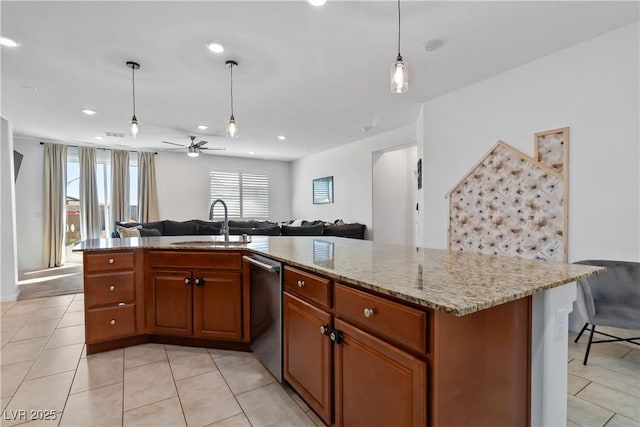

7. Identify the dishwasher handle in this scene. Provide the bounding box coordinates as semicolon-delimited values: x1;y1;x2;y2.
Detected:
243;255;281;273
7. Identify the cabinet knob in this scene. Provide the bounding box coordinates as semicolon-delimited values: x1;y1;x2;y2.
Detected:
363;308;374;318
320;325;328;335
110;319;116;325
109;285;116;291
184;278;191;285
297;280;305;288
108;258;114;264
194;278;204;286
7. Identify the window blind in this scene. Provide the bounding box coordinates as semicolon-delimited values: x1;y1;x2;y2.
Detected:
209;171;269;219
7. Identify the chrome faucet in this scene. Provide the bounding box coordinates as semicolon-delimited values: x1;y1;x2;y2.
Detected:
209;199;230;241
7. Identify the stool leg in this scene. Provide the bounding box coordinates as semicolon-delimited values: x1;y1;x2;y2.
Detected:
575;322;589;343
583;324;595;366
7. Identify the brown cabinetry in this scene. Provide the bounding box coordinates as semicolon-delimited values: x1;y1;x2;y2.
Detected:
83;250;143;346
148;251;244;342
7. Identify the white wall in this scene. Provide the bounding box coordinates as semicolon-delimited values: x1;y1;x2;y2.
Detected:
372;145;417;245
290;124;416;238
420;22;639;263
13;137;45;270
155;151;291;222
1;118;19;300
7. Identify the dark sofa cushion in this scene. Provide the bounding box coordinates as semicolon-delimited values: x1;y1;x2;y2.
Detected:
139;228;162;237
323;223;366;239
230;226;281;236
281;224;323;236
163;220;199;236
199;225;222;235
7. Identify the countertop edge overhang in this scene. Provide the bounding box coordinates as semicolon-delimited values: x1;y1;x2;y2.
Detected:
74;235;603;316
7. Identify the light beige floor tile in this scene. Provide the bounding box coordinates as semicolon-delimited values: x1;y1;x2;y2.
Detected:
56;310;84;328
606;413;640;427
566;420;580;427
1;328;19;348
569;360;640;397
568;373;591;395
0;301;17;313
40;294;75;308
167;345;217;381
2;300;45;317
577;382;640;421
45;325;85;349
206;413;252;427
2;371;74;427
577;350;640;378
176;371;242;427
623;349;640;364
27;305;69;322
292;393;310;412
0;337;46;366
25;343;83;380
59;382;123;427
1;396;10;411
81;345;86;358
123;360;177;411
71;349;124;394
73;293;84;301
306;409;327;427
208;348;254;359
0;314;31;331
1;361;33;398
237;383;315;427
570;336;632;360
124;343;167;368
124;396;186;427
215;354;275;395
66;300;85;313
10;318;59;341
567;394;614;427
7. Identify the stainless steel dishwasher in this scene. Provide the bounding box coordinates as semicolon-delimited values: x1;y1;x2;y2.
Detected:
243;254;283;382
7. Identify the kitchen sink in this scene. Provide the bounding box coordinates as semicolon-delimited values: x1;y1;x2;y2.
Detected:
170;237;251;247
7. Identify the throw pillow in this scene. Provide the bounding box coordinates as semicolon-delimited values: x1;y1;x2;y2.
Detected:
290;219;304;227
139;228;162;237
116;225;141;238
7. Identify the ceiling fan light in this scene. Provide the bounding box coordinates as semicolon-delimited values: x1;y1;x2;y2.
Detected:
187;146;200;157
227;115;238;139
390;56;408;93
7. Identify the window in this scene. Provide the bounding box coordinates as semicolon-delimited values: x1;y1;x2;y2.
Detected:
210;171;269;219
313;176;334;204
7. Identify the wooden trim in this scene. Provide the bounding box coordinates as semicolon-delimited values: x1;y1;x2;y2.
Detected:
86;335;148;355
148;335;252;351
242;259;251;343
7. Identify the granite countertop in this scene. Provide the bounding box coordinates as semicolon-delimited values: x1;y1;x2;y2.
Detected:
74;235;603;316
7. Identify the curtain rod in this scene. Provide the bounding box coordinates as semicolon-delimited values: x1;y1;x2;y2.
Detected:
39;141;157;155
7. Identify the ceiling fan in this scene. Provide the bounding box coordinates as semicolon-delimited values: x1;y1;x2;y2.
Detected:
162;136;226;157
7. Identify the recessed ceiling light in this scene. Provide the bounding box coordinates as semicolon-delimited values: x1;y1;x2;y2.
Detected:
0;37;19;47
248;151;255;155
206;42;225;53
93;136;103;140
197;125;209;130
82;109;97;115
308;0;327;6
277;135;287;140
423;39;444;52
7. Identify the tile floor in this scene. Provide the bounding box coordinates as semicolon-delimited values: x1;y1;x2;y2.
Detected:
1;294;638;426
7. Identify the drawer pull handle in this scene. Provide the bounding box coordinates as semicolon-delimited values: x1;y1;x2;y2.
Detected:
108;258;114;264
110;319;116;325
109;285;116;291
118;302;126;306
363;308;375;318
297;280;305;288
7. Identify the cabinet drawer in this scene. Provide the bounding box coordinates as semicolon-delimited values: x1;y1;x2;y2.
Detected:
85;251;135;272
86;304;137;343
85;271;135;308
335;283;428;354
284;266;331;308
147;251;241;270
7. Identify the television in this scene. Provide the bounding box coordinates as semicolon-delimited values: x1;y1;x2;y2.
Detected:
14;150;23;181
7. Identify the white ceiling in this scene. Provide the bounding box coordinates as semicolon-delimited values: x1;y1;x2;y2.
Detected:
2;1;638;161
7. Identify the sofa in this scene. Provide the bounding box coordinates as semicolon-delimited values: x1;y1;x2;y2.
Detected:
114;219;366;240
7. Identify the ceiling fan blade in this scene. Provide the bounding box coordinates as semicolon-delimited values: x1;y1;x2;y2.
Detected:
200;147;226;151
193;140;209;148
162;141;185;147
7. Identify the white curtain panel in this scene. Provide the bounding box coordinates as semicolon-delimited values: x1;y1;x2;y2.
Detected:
43;143;67;267
137;152;159;223
79;146;101;239
110;149;130;226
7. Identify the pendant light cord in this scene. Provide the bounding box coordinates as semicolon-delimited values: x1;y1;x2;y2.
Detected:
131;67;136;116
397;0;401;57
230;64;234;117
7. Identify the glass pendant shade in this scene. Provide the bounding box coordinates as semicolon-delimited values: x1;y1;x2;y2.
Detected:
390;56;408;93
227;115;238;138
130;115;139;137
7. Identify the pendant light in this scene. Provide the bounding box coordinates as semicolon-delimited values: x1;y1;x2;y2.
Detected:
226;60;238;139
126;61;140;136
390;0;408;94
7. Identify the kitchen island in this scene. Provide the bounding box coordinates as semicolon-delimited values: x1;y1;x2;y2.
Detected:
74;235;602;427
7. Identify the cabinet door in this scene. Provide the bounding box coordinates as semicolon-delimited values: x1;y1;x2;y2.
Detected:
283;292;332;425
193;270;242;341
150;269;193;336
334;318;427;427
